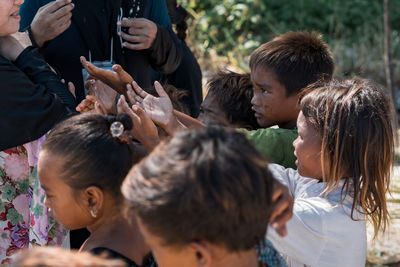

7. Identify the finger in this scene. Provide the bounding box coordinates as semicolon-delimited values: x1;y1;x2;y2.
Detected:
154;81;169;97
55;11;72;26
272;186;283;201
50;2;74;20
113;64;134;84
119;18;134;28
119;31;142;44
127;27;148;36
42;0;72;14
68;82;76;98
131;81;148;98
122;41;147;50
273;225;288;237
60;79;65;84
95;101;106;115
128;18;151;29
126;84;137;104
84;79;96;90
269;197;290;222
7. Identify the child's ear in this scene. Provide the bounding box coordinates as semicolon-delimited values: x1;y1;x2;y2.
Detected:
84;186;104;217
189;241;212;267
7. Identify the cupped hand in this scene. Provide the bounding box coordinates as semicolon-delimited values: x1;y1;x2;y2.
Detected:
31;0;74;47
0;32;32;61
80;56;133;96
127;81;174;128
269;180;294;237
118;18;157;50
117;95;159;152
76;95;107;115
85;78;117;114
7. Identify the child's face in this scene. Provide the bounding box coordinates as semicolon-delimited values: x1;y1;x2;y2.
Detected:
293;111;323;179
137;219;201;267
251;67;299;128
198;91;230;127
38;151;93;230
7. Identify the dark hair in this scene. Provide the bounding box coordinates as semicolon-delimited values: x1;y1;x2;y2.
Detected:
41;113;140;202
249;31;334;96
300;78;395;238
122;127;274;251
207;71;259;130
166;0;190;42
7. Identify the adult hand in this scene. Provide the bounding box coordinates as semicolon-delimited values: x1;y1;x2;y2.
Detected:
30;0;74;47
85;78;117;114
270;180;294;237
0;32;32;61
80;56;133;97
76;95;107;115
118;18;157;50
117;95;160;152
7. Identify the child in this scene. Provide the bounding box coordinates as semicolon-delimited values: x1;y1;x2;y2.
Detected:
125;31;334;170
37;114;154;266
198;70;259;130
12;247;126;267
267;79;395;266
122;127;287;267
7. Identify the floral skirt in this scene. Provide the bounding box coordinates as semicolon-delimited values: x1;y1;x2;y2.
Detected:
0;138;68;265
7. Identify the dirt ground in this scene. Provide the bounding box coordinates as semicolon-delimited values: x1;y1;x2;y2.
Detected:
366;165;400;266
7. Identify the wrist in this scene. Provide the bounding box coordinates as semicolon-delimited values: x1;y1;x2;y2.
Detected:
29;24;44;47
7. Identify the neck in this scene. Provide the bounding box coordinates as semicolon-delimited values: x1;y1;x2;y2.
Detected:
215;248;260;267
278;119;297;129
82;211;150;265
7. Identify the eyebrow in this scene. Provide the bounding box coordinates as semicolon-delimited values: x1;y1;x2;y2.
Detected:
254;82;272;89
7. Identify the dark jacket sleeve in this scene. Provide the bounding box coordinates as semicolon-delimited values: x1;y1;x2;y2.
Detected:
14;46;76;109
147;25;182;74
0;47;75;151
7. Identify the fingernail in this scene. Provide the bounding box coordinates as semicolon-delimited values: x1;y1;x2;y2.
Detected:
272;223;278;229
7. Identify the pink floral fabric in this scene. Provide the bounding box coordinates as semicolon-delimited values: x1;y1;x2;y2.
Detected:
0;138;68;265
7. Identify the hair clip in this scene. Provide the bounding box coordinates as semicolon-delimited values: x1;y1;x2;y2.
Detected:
110;121;131;144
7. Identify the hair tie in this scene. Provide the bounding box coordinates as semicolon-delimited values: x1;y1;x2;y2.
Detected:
110;121;131;144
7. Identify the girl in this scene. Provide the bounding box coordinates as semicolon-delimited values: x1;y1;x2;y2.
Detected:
38;113;154;266
268;78;395;267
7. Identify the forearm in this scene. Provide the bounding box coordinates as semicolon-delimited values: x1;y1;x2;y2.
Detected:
173;110;205;130
15;46;76;109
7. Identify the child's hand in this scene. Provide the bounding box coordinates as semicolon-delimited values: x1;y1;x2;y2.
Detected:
80;56;133;96
117;95;159;152
270;180;294;237
85;78;117;114
76;95;107;115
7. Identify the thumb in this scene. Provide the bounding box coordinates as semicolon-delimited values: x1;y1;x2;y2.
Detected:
68;82;76;98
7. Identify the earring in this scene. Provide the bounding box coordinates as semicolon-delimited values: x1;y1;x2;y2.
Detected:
90;210;97;218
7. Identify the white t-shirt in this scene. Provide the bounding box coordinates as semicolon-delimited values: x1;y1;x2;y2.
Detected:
267;164;366;267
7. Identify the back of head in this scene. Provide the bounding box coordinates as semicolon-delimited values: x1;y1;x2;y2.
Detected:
300;78;395;237
250;31;334;96
207;71;259;129
41;113;140;201
12;247;126;267
122;127;274;251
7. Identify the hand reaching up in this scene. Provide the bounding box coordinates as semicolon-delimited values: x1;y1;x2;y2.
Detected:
117;95;159;152
85;78;117;114
80;56;133;96
76;95;107;115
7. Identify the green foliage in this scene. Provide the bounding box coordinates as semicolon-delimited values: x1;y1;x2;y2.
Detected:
183;0;400;77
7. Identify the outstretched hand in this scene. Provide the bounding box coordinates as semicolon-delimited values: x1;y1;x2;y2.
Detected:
117;95;159;152
270;180;294;237
80;56;133;96
126;81;174;128
85;78;117;114
76;95;107;115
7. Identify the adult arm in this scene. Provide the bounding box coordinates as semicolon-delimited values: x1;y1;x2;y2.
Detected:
0;48;74;150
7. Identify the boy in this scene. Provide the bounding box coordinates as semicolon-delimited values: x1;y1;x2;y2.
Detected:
239;31;334;168
198;70;259;130
122;127;287;267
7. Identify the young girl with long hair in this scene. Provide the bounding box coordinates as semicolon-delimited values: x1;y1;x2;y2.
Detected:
38;113;154;266
268;78;395;267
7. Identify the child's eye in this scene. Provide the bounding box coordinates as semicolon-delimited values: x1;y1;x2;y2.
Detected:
262;88;271;95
